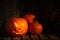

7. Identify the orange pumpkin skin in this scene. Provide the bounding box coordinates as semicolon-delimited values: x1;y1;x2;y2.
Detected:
6;18;28;36
29;23;43;34
24;14;35;23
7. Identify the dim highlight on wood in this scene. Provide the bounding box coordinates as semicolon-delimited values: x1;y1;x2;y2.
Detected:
0;33;59;40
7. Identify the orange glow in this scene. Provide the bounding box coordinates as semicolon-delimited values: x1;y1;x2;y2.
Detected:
24;13;35;23
6;18;28;36
14;22;18;27
29;23;43;34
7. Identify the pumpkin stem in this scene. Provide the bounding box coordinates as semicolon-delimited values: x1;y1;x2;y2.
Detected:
35;21;38;23
35;17;40;23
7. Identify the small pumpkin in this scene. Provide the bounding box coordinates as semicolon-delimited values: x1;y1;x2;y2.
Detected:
6;18;28;36
29;21;43;34
24;13;35;23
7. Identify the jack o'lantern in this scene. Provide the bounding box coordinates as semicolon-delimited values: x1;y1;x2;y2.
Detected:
6;18;28;36
29;21;43;34
24;13;35;23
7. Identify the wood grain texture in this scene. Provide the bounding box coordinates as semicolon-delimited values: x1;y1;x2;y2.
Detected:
12;37;21;40
0;33;60;40
22;35;30;40
47;33;59;40
31;35;40;40
38;33;49;40
3;37;11;40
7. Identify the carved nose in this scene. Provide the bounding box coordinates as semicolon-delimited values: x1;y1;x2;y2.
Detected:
18;27;21;30
16;27;21;31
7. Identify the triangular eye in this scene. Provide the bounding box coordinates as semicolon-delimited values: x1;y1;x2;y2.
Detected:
14;22;18;27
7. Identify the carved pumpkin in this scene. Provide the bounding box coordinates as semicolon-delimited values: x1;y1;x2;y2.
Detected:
24;13;35;23
29;21;43;34
6;18;28;36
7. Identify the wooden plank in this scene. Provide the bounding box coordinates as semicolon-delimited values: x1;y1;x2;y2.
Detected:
3;37;11;40
38;33;49;40
22;35;30;40
31;35;40;40
47;33;59;40
42;33;49;40
12;37;21;40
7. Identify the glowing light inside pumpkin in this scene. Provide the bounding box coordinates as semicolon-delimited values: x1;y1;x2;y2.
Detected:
6;18;28;36
13;30;23;35
14;22;18;27
13;22;23;34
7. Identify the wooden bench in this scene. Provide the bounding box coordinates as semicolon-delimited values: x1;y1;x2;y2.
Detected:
0;33;59;40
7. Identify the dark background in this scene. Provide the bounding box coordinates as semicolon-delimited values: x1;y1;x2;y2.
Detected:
0;0;60;38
